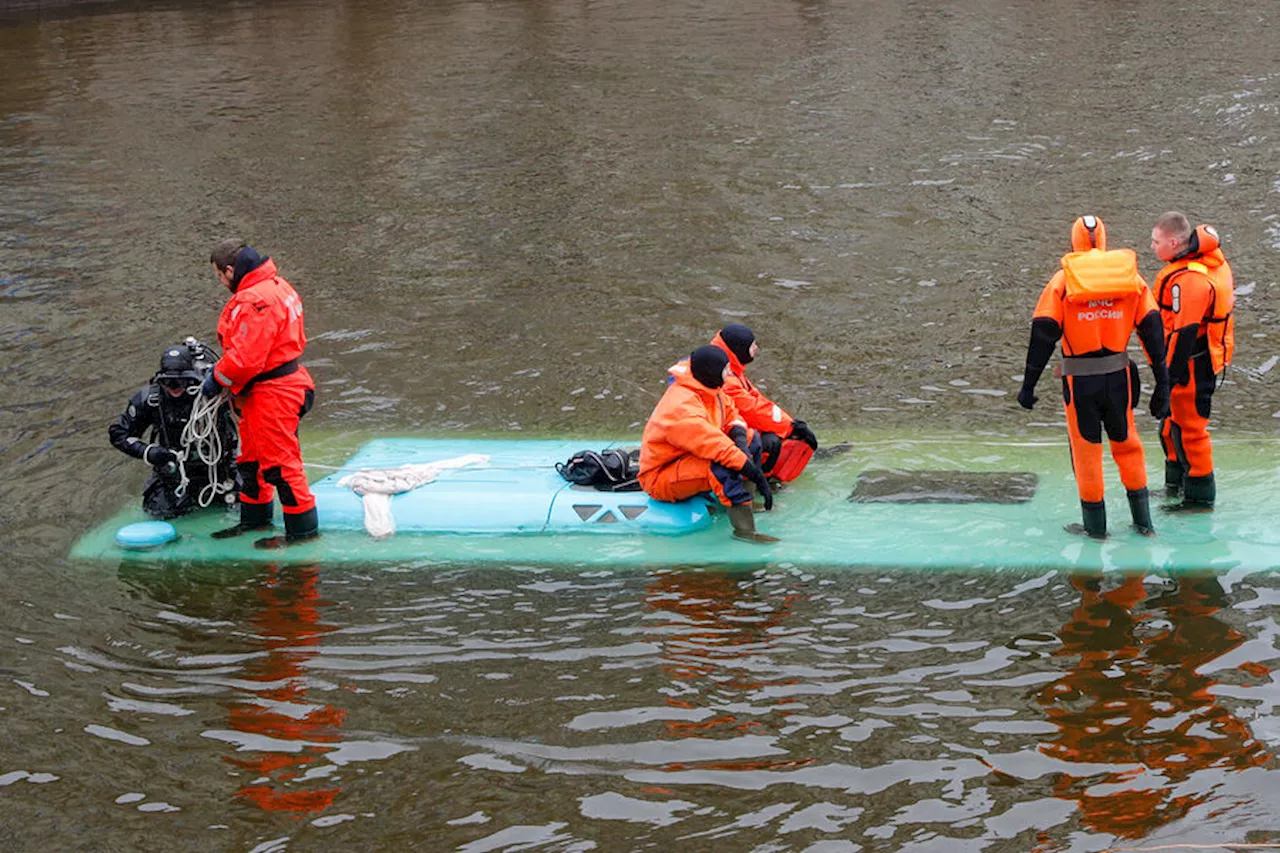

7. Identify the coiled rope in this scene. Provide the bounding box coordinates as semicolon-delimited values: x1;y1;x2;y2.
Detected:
174;388;237;508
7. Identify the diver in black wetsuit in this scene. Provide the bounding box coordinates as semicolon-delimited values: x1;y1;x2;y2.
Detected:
108;339;239;518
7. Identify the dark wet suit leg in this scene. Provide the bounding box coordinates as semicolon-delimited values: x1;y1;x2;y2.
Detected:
1063;369;1149;537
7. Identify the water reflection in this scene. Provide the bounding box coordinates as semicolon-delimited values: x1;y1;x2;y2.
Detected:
1038;571;1271;839
73;560;1280;847
117;560;348;816
222;563;346;814
645;568;814;772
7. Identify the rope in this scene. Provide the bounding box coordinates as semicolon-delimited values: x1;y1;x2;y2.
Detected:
176;388;237;508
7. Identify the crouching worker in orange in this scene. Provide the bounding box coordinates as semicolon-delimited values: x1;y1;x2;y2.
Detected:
640;345;777;543
1151;213;1235;510
711;324;818;481
203;240;319;549
1018;215;1171;538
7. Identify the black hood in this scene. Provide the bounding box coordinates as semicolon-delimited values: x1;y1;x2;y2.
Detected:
690;345;729;389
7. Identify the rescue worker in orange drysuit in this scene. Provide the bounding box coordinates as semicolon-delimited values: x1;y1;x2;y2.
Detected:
1150;212;1235;510
202;241;319;548
710;324;818;481
639;345;777;543
1018;216;1171;538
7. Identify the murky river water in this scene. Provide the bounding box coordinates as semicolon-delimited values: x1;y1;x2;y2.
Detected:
2;0;1279;849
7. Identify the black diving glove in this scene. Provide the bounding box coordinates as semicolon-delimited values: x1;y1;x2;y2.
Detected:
200;372;223;398
727;425;749;453
760;430;783;465
145;445;178;469
1017;386;1038;411
737;459;774;511
1149;384;1171;420
788;420;818;450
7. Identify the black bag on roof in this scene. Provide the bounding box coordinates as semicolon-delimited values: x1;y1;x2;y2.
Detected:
555;448;643;492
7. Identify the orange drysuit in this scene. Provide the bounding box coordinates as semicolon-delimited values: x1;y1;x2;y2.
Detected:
1022;247;1168;504
1154;225;1234;490
639;360;750;506
214;258;316;516
707;330;814;479
709;331;794;437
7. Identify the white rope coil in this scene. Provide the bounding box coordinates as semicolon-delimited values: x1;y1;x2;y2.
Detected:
176;388;237;508
336;454;490;538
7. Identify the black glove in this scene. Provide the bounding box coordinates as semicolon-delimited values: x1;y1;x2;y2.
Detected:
1017;386;1037;411
145;445;178;469
760;431;783;465
200;372;223;398
737;459;774;511
727;425;749;453
788;420;818;450
1149;384;1171;420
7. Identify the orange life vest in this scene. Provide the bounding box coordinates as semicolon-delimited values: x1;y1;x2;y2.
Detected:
1154;225;1235;373
770;440;813;482
1035;249;1158;358
1060;248;1143;302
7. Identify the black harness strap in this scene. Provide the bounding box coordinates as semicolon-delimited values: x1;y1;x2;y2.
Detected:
241;359;300;394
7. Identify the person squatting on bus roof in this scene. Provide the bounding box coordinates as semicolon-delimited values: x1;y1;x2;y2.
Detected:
709;324;819;481
109;340;239;519
203;240;320;549
1150;212;1235;511
639;345;777;543
1018;215;1170;539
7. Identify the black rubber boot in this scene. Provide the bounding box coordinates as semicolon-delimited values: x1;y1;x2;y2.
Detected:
212;501;274;540
1163;472;1215;513
727;503;778;544
1127;488;1155;537
1065;500;1107;539
1164;460;1184;499
1185;473;1215;505
254;507;320;550
742;479;767;512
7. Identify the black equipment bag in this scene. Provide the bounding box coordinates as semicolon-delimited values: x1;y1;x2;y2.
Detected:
555;448;643;492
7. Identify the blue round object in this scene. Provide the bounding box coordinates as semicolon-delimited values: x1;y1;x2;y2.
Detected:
115;521;178;550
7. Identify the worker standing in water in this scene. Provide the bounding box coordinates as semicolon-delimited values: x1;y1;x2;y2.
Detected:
109;339;238;518
1150;212;1235;510
203;240;319;548
1018;216;1171;538
640;345;777;543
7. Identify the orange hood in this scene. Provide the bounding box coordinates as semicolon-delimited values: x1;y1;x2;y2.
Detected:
1186;224;1227;271
1071;215;1107;252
